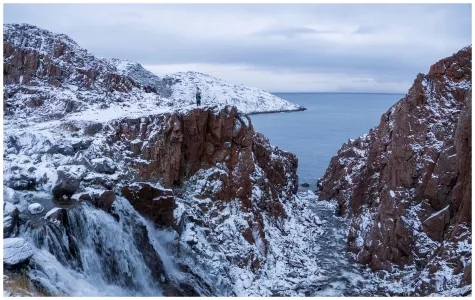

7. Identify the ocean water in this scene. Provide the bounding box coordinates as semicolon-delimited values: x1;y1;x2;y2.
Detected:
250;93;404;189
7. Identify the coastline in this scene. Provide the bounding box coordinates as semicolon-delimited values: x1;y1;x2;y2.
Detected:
247;106;307;115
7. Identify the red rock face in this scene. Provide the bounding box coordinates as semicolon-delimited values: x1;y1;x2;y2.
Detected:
3;24;149;117
121;183;175;227
318;46;471;292
3;40;138;92
113;106;298;270
113;106;297;212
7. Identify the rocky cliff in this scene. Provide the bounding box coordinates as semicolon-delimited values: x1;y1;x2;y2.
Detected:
3;24;328;297
318;46;472;295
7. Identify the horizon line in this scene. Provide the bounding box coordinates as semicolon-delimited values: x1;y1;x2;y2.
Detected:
270;91;406;95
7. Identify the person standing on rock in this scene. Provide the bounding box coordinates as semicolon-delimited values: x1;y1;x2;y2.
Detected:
195;87;202;107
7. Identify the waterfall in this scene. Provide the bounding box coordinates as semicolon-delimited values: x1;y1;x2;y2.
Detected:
22;197;183;296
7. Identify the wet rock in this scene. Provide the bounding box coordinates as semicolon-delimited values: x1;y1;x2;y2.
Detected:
71;192;92;201
3;238;34;268
301;183;310;187
44;207;65;223
121;183;175;227
131;223;168;286
91;190;116;213
28;203;44;215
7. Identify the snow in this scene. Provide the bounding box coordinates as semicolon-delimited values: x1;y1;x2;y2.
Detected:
3;186;18;204
3;238;34;266
28;203;44;215
425;205;450;222
161;71;304;114
44;207;61;219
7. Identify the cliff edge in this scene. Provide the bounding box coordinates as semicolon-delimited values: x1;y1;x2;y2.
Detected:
318;46;472;295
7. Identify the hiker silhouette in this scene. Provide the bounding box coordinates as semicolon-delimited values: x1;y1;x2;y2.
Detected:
196;87;202;106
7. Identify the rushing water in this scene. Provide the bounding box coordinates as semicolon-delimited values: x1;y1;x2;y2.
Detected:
22;198;182;296
250;93;404;189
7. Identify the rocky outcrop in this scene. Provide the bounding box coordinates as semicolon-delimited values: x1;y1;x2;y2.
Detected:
104;106;300;291
318;46;471;294
3;24;141;92
121;183;175;227
3;23;302;122
113;106;297;216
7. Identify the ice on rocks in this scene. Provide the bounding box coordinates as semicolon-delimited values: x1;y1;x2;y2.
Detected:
44;207;62;219
28;203;44;215
3;238;34;267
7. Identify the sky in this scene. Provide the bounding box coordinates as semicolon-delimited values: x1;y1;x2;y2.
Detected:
3;3;472;93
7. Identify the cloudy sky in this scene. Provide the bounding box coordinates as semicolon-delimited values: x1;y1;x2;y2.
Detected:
4;4;472;93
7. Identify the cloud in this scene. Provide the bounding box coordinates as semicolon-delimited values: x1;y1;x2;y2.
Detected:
252;26;337;39
3;3;472;92
352;25;382;35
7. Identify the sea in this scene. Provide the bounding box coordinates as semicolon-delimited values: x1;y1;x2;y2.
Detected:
249;93;405;190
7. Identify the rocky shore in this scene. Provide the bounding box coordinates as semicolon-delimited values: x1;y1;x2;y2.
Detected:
318;46;472;296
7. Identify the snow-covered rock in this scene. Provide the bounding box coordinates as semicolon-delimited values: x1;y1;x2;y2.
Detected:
4;202;20;238
90;157;116;174
44;207;62;219
51;165;87;198
3;238;34;267
28;203;44;215
318;46;472;295
3;186;18;204
152;71;305;114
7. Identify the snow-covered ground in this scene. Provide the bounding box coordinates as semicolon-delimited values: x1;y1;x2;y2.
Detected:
158;71;304;114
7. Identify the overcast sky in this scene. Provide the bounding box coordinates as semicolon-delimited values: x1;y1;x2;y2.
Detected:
4;4;472;93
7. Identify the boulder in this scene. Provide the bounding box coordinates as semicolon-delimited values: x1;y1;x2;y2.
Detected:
28;203;44;215
5;174;36;190
91;190;116;213
91;157;116;174
83;122;103;136
3;238;34;268
44;207;68;225
46;143;75;156
44;207;64;220
121;183;175;227
51;165;87;198
71;192;92;201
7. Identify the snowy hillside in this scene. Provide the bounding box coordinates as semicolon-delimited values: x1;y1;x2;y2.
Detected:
161;71;304;114
4;23;304;122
